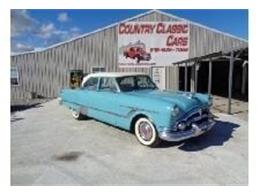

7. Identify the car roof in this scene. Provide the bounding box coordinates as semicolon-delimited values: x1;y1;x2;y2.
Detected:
86;72;148;78
81;72;150;87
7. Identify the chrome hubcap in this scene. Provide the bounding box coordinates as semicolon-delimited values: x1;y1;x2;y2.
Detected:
72;111;79;118
138;122;153;141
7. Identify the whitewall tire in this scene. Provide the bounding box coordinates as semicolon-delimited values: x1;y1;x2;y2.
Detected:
134;117;161;147
72;110;84;120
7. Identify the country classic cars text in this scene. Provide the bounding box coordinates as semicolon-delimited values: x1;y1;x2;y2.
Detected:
118;22;189;47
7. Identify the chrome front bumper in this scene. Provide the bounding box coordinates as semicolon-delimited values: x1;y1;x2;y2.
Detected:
159;119;216;142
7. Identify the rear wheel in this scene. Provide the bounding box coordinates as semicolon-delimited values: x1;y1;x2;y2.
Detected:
134;118;161;147
72;110;84;120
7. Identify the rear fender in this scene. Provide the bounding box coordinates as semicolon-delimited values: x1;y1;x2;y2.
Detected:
62;101;88;115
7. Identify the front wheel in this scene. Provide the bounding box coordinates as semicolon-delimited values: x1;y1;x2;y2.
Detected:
134;118;161;147
71;110;84;120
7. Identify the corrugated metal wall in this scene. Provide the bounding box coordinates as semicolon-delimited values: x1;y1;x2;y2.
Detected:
11;11;247;100
189;25;247;58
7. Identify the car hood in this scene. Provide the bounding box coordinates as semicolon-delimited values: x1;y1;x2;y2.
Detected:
125;89;208;112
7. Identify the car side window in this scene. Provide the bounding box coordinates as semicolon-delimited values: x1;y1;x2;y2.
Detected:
136;76;155;89
99;78;117;92
117;77;135;91
83;77;98;90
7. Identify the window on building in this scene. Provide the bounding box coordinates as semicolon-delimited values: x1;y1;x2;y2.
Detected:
11;66;19;86
92;66;105;73
69;70;83;89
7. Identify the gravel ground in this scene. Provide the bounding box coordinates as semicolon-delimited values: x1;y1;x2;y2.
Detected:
211;95;248;121
11;99;248;185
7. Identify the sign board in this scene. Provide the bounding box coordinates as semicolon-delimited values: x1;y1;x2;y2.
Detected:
118;22;189;67
152;67;166;90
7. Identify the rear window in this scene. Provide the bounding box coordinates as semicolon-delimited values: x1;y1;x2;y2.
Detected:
116;75;157;92
83;77;98;90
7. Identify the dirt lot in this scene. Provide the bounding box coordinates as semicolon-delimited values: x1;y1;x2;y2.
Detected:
11;99;248;185
211;95;248;121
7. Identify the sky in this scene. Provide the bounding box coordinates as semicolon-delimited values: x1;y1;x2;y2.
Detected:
11;9;248;53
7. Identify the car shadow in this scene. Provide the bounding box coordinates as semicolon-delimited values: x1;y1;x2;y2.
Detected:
158;120;240;151
11;102;44;123
79;115;92;121
11;103;43;113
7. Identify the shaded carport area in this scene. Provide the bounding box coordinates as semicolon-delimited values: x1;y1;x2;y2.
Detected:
175;47;248;116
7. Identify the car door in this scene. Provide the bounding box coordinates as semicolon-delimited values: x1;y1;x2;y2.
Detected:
76;76;99;116
93;77;121;125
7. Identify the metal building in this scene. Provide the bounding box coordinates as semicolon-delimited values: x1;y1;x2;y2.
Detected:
11;10;248;113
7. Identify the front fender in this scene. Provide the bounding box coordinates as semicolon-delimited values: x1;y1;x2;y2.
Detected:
127;108;172;133
129;111;155;124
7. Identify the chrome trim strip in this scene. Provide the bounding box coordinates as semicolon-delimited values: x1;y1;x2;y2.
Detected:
120;105;159;114
62;100;128;118
62;100;154;119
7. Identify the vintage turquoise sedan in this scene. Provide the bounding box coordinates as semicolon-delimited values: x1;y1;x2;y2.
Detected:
59;72;215;147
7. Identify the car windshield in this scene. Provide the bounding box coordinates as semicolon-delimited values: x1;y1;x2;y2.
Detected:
116;75;158;92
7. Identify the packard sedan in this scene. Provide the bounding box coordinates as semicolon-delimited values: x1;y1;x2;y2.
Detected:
59;72;215;147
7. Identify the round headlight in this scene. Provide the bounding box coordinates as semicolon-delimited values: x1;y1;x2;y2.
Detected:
171;105;180;116
177;122;186;131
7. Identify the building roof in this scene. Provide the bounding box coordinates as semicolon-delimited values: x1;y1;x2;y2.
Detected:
11;9;248;57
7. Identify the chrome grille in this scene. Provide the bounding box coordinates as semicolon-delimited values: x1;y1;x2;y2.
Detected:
175;108;209;131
